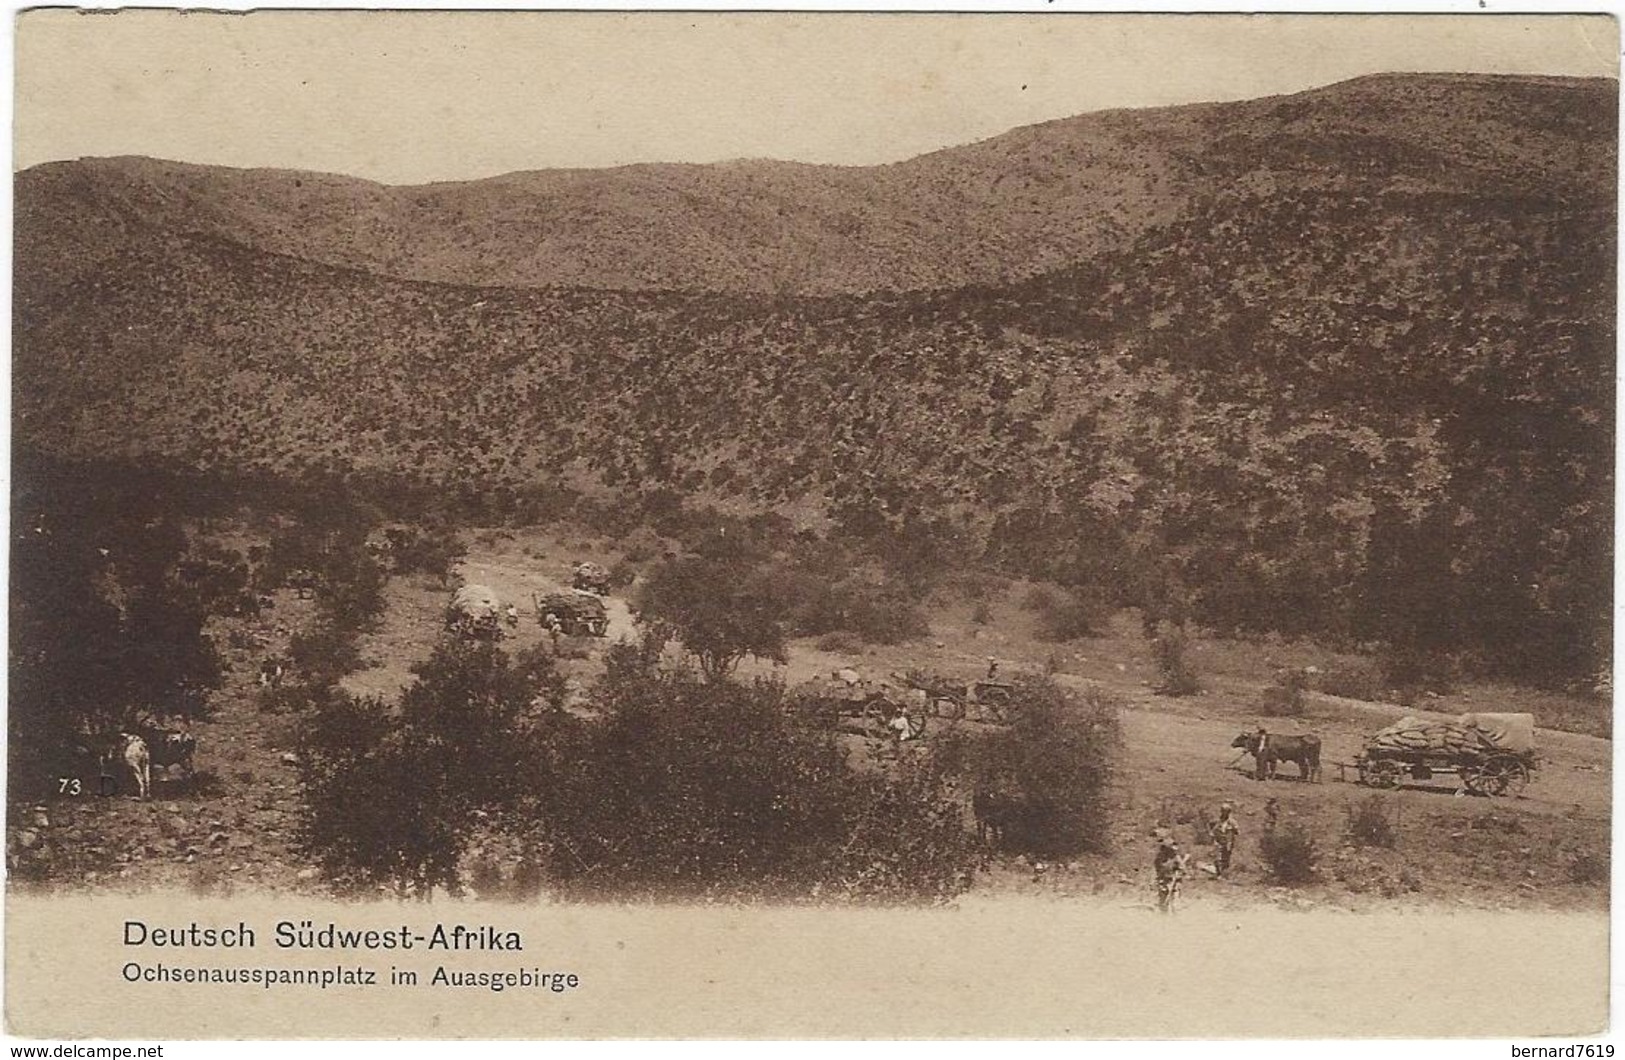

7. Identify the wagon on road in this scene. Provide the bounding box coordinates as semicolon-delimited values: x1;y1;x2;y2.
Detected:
534;591;610;637
894;669;1013;724
1354;712;1536;797
446;584;508;641
791;672;927;741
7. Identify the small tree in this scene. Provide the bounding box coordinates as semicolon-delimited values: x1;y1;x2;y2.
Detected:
939;677;1122;858
1260;822;1320;884
1151;621;1201;697
297;640;563;896
633;556;788;680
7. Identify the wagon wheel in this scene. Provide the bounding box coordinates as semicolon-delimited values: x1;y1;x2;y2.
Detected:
1362;759;1401;789
1473;756;1530;797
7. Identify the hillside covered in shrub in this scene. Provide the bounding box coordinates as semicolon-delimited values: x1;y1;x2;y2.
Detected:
13;72;1614;687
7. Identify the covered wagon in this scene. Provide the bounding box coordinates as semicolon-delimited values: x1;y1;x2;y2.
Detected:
446;584;508;640
571;562;612;595
1354;712;1536;796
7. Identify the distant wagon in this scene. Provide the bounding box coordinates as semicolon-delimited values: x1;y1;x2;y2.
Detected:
571;562;612;595
446;584;507;640
534;591;609;637
789;671;926;741
1354;712;1537;796
895;668;1012;724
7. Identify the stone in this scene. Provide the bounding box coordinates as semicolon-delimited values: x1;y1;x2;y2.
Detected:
17;830;39;850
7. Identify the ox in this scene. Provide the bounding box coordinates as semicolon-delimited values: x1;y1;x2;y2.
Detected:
105;723;197;797
971;783;1053;849
101;734;151;800
1232;730;1321;782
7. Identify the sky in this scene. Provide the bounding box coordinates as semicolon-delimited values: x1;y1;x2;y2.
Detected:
12;10;1621;184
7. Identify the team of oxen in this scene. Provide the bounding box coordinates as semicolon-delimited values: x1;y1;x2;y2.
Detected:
1230;729;1322;782
99;720;198;800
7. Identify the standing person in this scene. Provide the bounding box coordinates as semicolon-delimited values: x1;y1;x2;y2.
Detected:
1210;802;1240;876
1153;831;1188;913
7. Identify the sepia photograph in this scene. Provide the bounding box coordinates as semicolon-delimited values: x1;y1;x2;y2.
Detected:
5;7;1617;1040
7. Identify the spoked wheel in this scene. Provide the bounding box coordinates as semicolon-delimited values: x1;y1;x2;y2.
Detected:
1469;756;1530;797
1361;759;1401;789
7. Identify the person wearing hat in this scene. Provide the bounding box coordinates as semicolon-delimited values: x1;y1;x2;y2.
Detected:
1153;830;1188;913
1210;802;1240;877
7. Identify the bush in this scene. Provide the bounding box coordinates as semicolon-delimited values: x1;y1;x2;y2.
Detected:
1379;645;1456;697
1151;623;1201;697
530;667;978;902
1024;586;1105;642
1259;823;1320;884
297;641;564;897
815;630;866;655
1347;797;1397;848
939;678;1122;858
1260;668;1308;717
1312;660;1386;702
779;572;930;646
552;635;597;661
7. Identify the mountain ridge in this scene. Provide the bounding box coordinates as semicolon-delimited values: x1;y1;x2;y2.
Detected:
18;72;1615;296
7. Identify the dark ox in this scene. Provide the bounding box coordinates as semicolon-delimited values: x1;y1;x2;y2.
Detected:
1232;731;1321;782
971;785;1054;849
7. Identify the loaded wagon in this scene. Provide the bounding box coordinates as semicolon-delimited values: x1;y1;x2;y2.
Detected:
1354;713;1536;796
571;562;612;595
446;584;507;640
534;591;609;637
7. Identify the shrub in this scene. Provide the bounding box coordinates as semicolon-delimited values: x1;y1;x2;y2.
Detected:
815;630;866;655
1260;668;1308;717
783;576;930;646
287;625;363;689
552;636;597;661
1151;623;1201;697
529;668;978;902
467;853;506;898
1347;797;1397;848
607;560;638;591
1024;586;1106;642
1379;645;1456;697
1312;660;1386;702
940;678;1122;858
297;642;564;897
1259;823;1320;884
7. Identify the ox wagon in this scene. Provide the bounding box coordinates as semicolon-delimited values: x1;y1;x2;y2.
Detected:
791;672;927;741
894;669;1013;724
534;591;609;637
1354;713;1536;797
